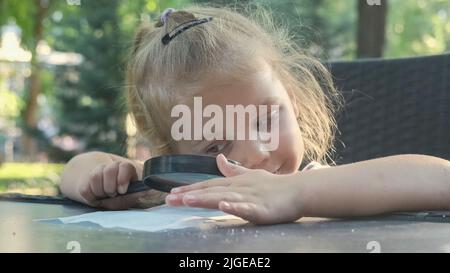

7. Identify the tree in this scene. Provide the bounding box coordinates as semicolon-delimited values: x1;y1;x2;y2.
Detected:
50;0;193;157
385;0;450;58
52;0;128;155
356;0;388;58
0;0;57;160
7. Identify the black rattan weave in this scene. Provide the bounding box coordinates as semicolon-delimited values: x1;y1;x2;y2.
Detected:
326;54;450;164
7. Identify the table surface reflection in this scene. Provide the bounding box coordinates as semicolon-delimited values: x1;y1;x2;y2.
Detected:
1;200;450;253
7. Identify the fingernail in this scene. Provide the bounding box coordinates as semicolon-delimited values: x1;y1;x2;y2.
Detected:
166;194;178;201
118;185;127;194
227;159;240;166
183;195;196;203
223;154;241;166
171;187;181;193
221;201;231;209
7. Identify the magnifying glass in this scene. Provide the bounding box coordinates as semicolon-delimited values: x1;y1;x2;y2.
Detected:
125;154;240;194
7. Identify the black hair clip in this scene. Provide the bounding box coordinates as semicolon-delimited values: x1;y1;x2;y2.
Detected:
162;17;213;45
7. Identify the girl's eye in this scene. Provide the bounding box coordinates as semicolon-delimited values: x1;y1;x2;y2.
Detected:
257;108;280;132
205;141;230;155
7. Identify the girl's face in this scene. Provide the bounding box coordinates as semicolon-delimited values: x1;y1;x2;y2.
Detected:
173;62;304;174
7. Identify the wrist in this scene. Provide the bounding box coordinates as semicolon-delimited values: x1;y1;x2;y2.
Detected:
282;172;310;219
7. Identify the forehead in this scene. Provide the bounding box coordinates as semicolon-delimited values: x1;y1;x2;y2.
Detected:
198;63;284;106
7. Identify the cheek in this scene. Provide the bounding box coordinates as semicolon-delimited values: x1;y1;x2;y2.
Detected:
171;140;197;155
274;112;304;172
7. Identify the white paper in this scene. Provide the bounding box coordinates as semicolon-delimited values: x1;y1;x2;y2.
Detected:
37;205;244;232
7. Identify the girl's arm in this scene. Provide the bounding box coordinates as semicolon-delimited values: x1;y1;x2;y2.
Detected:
165;154;450;224
60;152;165;209
299;154;450;218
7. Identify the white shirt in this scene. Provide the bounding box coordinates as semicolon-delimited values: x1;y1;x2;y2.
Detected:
301;161;330;172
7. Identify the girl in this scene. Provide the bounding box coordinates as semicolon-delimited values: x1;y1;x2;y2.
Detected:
60;6;450;224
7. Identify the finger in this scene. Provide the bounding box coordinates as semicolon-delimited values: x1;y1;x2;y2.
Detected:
216;153;250;177
78;182;100;207
176;185;252;198
98;190;149;210
170;177;230;194
89;164;107;198
90;180;106;199
219;201;265;224
181;192;245;209
165;194;185;207
103;162;120;197
166;186;235;206
117;162;138;194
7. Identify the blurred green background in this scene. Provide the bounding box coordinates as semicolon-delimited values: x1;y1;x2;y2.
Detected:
0;0;449;195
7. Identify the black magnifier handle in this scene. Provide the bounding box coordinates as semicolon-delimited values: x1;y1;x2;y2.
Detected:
125;179;149;194
126;175;187;194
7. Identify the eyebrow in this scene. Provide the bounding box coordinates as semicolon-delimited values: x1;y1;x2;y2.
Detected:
260;96;282;107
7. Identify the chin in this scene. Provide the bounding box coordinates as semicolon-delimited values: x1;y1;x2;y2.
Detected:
281;158;302;174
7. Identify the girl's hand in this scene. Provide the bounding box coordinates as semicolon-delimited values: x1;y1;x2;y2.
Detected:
78;161;150;210
165;154;304;224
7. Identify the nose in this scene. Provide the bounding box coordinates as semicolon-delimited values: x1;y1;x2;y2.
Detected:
230;140;271;170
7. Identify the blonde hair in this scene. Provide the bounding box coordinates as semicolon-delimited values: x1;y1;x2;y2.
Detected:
126;4;343;165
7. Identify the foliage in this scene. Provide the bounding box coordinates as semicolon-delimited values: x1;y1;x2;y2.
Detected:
0;162;64;194
1;0;449;161
51;0;129;155
0;80;23;119
386;0;450;57
0;0;37;50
